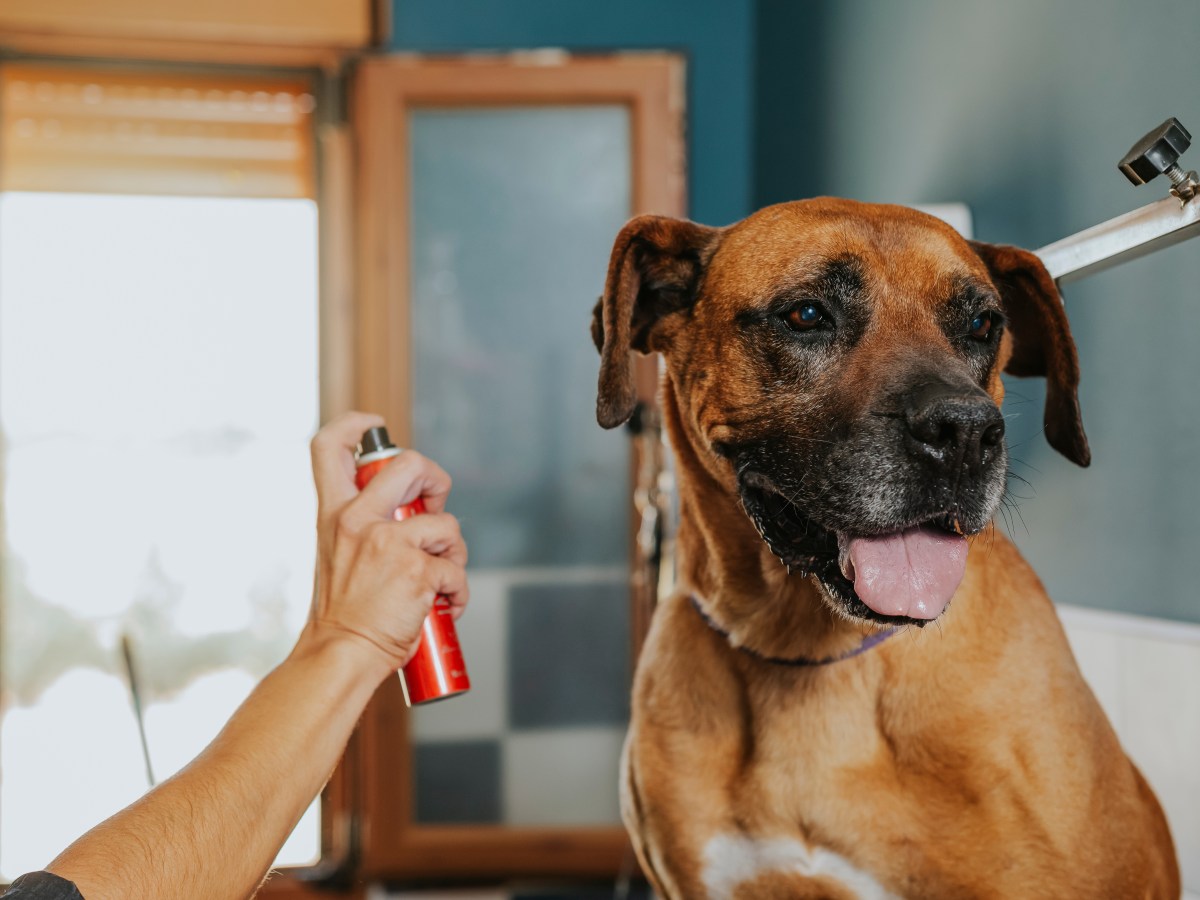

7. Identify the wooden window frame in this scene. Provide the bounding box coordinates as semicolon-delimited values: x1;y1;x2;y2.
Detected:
347;53;686;882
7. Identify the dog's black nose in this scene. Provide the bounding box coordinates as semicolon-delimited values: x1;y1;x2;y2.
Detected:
905;385;1005;472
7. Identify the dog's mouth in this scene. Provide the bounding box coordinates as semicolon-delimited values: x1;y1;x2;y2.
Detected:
738;474;973;626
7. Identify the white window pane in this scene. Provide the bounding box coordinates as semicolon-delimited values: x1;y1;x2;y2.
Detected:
0;193;320;878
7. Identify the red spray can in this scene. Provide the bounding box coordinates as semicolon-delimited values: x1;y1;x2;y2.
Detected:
354;426;470;706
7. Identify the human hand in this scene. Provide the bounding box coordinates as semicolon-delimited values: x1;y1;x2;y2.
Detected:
301;412;469;678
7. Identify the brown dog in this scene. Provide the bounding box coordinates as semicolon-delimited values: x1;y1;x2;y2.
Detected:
592;199;1179;899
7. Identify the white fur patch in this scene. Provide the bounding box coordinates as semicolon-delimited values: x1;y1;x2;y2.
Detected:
701;832;897;899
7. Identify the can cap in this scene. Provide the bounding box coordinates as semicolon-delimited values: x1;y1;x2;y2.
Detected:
357;426;396;458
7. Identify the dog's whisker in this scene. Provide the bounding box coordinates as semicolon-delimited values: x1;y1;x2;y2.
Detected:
1006;469;1035;488
1010;502;1030;536
996;502;1015;535
1007;456;1043;476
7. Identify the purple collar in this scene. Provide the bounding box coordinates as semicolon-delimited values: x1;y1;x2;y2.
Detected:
689;595;898;667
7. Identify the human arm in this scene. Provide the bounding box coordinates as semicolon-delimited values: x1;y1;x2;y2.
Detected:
41;412;468;900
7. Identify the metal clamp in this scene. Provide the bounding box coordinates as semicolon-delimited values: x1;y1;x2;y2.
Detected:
1118;117;1199;204
1037;116;1200;285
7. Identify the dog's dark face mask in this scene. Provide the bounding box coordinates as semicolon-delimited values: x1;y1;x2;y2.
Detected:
593;200;1088;626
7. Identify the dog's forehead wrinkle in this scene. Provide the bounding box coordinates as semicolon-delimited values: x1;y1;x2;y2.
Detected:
945;271;998;302
709;216;980;327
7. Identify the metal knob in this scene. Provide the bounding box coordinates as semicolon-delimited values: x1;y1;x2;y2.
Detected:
1119;117;1198;202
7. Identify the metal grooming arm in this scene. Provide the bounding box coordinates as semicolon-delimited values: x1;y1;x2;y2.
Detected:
1036;117;1200;286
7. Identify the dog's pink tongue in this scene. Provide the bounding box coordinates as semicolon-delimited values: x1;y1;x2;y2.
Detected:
846;526;967;620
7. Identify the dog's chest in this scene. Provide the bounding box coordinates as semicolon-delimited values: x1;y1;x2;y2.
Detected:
698;831;898;899
720;678;1052;894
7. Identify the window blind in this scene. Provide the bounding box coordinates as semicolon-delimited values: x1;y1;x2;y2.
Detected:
0;64;315;199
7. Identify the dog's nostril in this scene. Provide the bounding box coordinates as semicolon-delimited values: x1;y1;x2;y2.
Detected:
908;411;966;450
981;421;1005;447
906;396;1004;468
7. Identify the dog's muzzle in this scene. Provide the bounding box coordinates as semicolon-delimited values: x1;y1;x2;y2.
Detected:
736;386;1007;626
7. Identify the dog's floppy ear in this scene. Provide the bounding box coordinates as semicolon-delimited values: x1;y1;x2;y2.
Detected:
592;214;720;429
969;241;1090;467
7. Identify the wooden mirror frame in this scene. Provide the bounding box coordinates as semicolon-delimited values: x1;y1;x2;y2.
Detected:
346;53;686;883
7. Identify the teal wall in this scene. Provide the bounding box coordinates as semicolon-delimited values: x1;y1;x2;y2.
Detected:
389;0;756;227
753;0;830;208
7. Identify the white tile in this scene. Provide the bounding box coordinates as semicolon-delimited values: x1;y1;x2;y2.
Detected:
1116;634;1200;893
913;202;972;238
411;572;507;740
503;726;625;826
1059;618;1123;729
1056;604;1200;893
1058;603;1200;646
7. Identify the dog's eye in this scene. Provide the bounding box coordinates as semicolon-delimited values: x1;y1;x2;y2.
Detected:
784;303;826;332
968;311;997;341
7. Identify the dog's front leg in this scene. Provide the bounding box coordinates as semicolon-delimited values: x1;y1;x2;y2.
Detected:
621;730;722;900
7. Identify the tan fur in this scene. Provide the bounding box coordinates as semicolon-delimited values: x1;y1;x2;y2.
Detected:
599;200;1179;898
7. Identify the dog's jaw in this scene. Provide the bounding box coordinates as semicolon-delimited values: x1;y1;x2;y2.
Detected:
736;476;914;628
736;470;981;627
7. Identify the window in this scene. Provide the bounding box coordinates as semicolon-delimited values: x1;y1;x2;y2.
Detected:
0;64;322;881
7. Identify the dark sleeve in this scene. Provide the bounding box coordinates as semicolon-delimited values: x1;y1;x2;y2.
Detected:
1;872;84;899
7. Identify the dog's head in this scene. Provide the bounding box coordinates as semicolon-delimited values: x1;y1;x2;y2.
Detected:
592;199;1088;626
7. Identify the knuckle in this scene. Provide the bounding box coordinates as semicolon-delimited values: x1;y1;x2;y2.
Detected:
334;507;365;541
364;521;395;552
438;557;463;587
311;422;339;449
392;450;421;474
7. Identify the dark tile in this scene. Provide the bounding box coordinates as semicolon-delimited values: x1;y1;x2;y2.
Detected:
507;582;630;729
414;739;501;823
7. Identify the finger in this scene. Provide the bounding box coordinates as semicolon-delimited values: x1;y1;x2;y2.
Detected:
422;555;469;604
311;411;385;511
392;512;466;561
353;450;453;519
445;581;470;620
441;535;468;569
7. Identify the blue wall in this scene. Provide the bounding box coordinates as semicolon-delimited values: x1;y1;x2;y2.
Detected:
753;0;830;208
390;0;756;227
